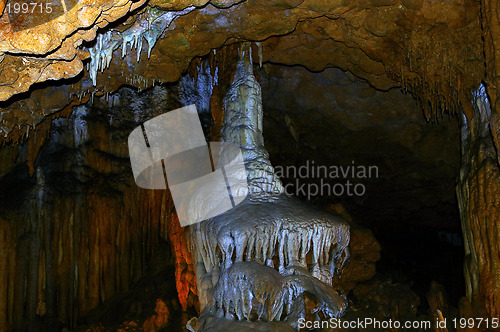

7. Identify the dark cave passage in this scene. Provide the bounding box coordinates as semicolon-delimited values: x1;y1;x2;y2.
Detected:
257;64;465;307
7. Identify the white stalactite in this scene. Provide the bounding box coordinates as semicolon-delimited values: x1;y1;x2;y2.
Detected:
87;7;195;86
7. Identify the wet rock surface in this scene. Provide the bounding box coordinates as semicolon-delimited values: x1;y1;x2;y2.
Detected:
0;85;199;330
457;86;500;319
0;0;486;142
325;204;381;293
0;16;499;326
2;2;499;318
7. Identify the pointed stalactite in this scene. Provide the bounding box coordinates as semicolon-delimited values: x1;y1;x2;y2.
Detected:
27;127;50;177
392;22;483;121
189;57;202;88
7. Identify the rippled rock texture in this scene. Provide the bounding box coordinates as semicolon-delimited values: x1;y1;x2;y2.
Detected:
0;0;487;141
189;50;350;331
457;85;500;320
1;0;500;325
0;85;199;331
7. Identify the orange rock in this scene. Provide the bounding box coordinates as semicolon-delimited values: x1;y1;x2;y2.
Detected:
142;299;169;332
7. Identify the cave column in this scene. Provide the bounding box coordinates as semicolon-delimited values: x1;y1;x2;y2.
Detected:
459;0;500;319
457;85;500;319
481;0;500;166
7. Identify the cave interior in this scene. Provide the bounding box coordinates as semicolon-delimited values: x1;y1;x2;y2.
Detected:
0;0;499;331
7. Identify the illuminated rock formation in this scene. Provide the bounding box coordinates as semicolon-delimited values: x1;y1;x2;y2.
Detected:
0;87;199;331
0;0;500;326
188;48;350;331
457;84;500;319
0;0;487;141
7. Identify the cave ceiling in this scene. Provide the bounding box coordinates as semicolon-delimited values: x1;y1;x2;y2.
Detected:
0;0;485;144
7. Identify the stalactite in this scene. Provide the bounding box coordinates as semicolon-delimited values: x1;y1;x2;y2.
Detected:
0;93;202;330
255;42;263;68
209;85;224;142
87;6;195;87
391;19;483;121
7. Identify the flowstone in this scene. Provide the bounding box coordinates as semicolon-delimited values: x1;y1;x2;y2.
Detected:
188;47;350;331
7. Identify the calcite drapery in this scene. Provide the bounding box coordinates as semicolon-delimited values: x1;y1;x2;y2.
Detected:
188;47;350;330
0;87;199;331
457;85;500;319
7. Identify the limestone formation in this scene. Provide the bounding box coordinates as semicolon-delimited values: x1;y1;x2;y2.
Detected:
188;48;350;331
457;84;500;319
0;0;500;327
0;0;486;142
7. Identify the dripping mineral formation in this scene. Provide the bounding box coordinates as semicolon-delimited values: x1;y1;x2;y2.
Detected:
188;50;350;331
0;0;500;330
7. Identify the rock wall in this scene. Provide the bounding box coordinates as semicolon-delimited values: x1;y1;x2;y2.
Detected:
457;85;500;320
0;0;486;143
0;86;198;330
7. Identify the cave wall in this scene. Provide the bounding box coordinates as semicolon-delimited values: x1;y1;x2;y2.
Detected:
0;0;485;143
457;86;500;320
470;1;500;317
0;86;198;331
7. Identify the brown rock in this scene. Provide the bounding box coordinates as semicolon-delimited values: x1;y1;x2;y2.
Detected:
457;87;500;319
325;204;381;291
0;0;486;139
142;299;170;332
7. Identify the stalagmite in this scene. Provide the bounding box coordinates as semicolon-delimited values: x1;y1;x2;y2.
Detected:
189;46;350;331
